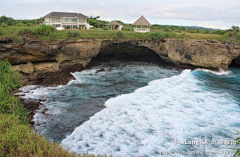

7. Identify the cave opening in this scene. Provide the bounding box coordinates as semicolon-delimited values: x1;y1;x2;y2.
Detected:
87;43;167;68
229;55;240;68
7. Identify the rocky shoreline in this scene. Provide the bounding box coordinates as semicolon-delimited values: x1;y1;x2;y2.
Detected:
17;64;84;126
1;37;239;125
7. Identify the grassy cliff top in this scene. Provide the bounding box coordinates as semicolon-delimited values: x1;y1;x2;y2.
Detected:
0;25;239;43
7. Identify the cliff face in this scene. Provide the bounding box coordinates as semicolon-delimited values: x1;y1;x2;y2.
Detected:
0;38;240;76
136;39;240;69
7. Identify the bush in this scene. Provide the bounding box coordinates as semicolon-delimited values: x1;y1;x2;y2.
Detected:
0;60;21;92
113;31;124;40
202;29;210;34
0;85;28;124
151;32;165;40
0;60;28;124
18;28;34;36
0;30;2;36
102;26;109;30
237;33;240;40
15;22;26;27
122;27;133;31
40;33;57;41
1;23;8;27
212;30;225;35
35;24;55;36
233;130;240;156
14;37;24;43
67;31;80;37
164;31;177;38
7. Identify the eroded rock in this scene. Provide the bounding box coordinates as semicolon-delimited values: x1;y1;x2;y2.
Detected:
14;61;34;74
34;62;59;72
1;38;240;75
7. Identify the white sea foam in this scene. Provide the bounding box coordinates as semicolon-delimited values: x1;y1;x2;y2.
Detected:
197;68;232;76
18;85;59;100
61;70;240;157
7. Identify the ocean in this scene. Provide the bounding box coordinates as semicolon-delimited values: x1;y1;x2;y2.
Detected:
19;61;240;157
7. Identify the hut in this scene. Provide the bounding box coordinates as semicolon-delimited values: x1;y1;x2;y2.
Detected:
106;21;123;30
133;16;151;33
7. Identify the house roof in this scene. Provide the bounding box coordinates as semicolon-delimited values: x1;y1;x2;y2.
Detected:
133;16;151;26
106;21;123;26
44;12;88;18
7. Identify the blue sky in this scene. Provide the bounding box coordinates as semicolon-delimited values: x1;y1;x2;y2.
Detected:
1;0;240;29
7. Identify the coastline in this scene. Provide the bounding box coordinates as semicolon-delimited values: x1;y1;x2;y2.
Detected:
18;61;228;126
0;37;237;126
18;65;82;126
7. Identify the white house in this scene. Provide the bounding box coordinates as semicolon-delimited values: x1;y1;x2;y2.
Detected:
43;12;92;30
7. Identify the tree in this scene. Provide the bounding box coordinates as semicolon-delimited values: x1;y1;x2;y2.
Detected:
231;25;240;39
232;25;239;32
0;16;15;26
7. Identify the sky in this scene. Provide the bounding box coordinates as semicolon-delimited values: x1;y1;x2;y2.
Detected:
1;0;240;29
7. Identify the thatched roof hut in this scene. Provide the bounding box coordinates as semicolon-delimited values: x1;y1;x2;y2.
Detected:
106;21;123;30
133;16;151;33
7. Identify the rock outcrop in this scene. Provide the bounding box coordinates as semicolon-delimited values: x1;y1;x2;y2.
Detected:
136;39;240;69
0;38;240;76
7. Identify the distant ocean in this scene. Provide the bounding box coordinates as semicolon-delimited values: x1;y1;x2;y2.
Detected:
19;61;240;157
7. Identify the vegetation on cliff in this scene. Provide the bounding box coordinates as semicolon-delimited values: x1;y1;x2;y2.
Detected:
0;15;240;43
0;15;43;27
234;130;240;156
0;25;235;42
0;60;78;156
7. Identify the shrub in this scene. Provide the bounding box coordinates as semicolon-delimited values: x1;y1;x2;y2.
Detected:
103;26;109;30
202;29;210;34
237;33;240;41
1;23;8;27
0;60;28;124
0;29;2;36
35;24;55;36
18;28;34;36
0;85;28;124
151;32;165;40
0;60;21;92
40;32;57;41
212;30;225;35
67;31;80;37
15;22;26;27
164;31;177;38
233;130;240;156
113;31;124;40
14;36;24;43
122;27;133;31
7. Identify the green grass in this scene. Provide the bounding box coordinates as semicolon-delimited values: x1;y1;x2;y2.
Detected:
176;32;231;41
0;113;76;157
0;60;78;156
234;130;240;157
18;28;34;36
1;25;239;43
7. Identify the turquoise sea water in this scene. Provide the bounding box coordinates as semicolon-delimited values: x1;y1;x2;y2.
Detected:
19;62;240;156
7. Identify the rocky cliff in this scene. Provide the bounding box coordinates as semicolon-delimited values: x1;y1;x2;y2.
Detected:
0;38;240;84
